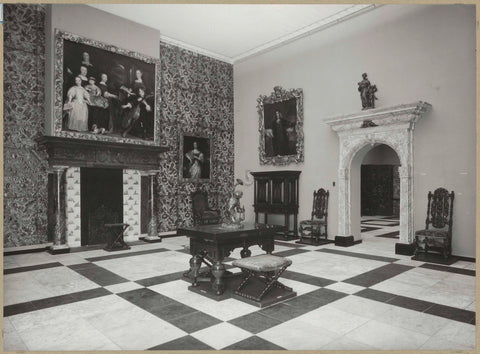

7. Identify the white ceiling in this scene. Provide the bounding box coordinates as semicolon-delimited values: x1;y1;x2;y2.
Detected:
89;4;378;63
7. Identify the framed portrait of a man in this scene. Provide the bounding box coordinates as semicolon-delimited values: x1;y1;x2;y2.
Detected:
179;133;212;183
54;30;161;145
257;86;304;165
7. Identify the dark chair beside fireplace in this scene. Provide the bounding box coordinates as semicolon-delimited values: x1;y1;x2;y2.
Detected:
191;190;221;226
414;187;454;260
298;188;329;244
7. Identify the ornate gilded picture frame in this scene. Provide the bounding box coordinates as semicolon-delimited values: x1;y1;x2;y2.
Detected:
54;30;161;145
257;86;304;165
179;132;212;183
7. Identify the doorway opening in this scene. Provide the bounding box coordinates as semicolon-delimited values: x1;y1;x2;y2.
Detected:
352;144;401;245
80;168;123;246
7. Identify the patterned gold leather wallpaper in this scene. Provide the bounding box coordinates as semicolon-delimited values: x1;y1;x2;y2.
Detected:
4;4;49;247
3;4;234;246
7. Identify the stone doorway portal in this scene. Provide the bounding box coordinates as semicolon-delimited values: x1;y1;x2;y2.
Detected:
325;101;431;254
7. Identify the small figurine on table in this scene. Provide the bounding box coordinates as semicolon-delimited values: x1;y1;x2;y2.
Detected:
223;179;246;228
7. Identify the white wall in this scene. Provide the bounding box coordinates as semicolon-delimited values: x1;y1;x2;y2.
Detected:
45;4;160;135
234;4;475;257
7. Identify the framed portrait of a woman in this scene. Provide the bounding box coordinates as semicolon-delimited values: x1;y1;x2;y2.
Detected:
179;133;212;183
257;86;304;165
54;30;161;146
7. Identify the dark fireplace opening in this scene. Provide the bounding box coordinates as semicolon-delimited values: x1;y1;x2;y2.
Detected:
81;168;123;246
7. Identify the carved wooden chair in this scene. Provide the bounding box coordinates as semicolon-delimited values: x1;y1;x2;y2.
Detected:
414;188;454;259
191;190;221;226
299;188;329;242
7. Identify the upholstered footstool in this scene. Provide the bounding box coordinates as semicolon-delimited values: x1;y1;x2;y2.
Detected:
232;254;293;302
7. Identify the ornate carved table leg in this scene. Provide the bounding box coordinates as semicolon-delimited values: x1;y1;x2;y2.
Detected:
189;254;203;287
211;261;226;295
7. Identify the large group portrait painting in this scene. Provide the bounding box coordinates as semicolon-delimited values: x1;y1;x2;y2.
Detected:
58;31;158;142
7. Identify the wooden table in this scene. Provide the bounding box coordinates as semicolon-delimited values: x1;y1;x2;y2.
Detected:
177;223;286;295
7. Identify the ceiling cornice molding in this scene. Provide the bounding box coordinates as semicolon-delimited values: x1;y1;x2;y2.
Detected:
159;35;234;64
232;4;381;63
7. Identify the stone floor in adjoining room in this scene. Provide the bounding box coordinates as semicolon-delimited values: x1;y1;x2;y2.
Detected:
3;216;476;351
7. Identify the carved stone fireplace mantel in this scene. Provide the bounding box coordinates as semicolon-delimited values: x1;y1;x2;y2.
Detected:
38;135;169;253
325;101;431;253
38;136;168;170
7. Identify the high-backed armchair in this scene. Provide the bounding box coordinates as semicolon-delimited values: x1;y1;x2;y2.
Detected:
191;190;221;226
299;188;329;243
414;187;454;259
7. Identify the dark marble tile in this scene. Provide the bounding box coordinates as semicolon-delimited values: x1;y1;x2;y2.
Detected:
136;271;185;287
153;301;197;321
228;312;282;334
387;295;434;312
68;263;129;286
343;263;413;287
354;288;397;303
303;288;349;305
425;304;475;324
148;335;214;350
118;288;176;312
375;231;400;239
70;287;112;302
282;270;336;287
258;302;310;322
284;293;333;311
223;336;286;350
316;248;399;263
4;262;63;274
31;294;77;310
361;226;381;232
274;240;307;248
420;263;475;276
273;249;310;257
167;310;222;333
4;301;37;317
85;248;169;262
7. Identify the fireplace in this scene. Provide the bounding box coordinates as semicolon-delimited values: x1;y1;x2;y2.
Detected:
80;168;123;246
38;135;168;253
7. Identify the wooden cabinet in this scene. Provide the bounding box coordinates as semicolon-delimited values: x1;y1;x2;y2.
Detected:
251;171;301;238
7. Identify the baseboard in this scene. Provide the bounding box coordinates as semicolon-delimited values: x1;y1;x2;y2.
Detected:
4;243;53;256
334;235;360;247
395;242;415;256
454;255;476;263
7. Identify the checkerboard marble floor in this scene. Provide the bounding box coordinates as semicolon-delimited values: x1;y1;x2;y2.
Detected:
3;217;476;351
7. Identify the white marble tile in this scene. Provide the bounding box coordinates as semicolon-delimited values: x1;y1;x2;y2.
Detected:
296;305;370;335
86;303;186;350
31;266;101;296
449;260;474;269
373;306;450;336
329;295;394;319
321;335;378;350
3;328;29;351
4;272;55;306
257;318;340;350
277;278;320;296
17;316;121;351
324;281;366;294
9;304;80;333
191;322;252;350
149;280;258;321
345;319;430;350
431;321;476;348
392;259;425;267
420;335;475;350
465;300;475;311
